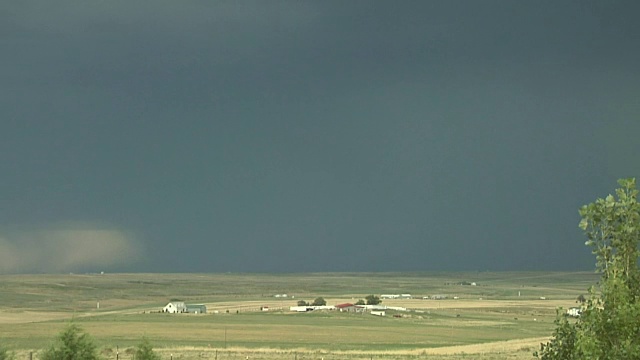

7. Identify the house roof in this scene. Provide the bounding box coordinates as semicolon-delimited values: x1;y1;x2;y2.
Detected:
335;303;354;308
165;302;185;307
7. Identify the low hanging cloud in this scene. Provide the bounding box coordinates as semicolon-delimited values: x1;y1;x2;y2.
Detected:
0;223;143;273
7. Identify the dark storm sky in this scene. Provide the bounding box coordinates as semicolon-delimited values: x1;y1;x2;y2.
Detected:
1;1;639;273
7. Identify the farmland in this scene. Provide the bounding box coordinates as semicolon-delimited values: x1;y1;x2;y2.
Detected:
0;272;596;359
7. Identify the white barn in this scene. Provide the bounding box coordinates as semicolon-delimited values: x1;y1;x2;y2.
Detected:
163;302;186;313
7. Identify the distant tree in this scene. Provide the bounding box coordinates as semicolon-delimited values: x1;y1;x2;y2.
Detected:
311;297;326;306
134;338;160;360
536;178;640;359
365;295;381;305
297;300;309;306
0;345;15;360
40;323;100;360
576;294;586;304
355;299;365;305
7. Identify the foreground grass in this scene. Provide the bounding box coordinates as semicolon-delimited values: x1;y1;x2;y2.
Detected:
1;310;553;350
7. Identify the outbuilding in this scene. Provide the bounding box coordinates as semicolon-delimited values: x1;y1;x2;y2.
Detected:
335;303;364;313
186;304;207;314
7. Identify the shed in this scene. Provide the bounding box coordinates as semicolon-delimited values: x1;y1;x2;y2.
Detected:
335;303;364;313
290;306;313;312
186;304;207;314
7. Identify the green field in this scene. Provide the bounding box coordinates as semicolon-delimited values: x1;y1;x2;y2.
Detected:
0;272;597;359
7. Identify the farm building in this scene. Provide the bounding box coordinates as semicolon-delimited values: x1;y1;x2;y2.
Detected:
335;303;365;313
380;294;400;299
289;305;337;312
290;306;314;312
163;302;206;314
386;306;407;311
186;304;207;314
163;302;186;313
380;294;412;299
567;307;582;317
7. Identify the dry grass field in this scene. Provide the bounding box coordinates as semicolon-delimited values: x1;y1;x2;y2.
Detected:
0;272;595;359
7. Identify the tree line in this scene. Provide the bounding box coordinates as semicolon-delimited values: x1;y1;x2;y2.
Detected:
296;295;382;307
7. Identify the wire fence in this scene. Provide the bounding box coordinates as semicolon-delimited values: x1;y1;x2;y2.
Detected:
20;349;525;360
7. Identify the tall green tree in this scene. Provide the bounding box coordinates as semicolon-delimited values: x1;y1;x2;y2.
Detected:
134;338;160;360
311;297;326;306
365;295;381;305
40;323;100;360
536;178;640;359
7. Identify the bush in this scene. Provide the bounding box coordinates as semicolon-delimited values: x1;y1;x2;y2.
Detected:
0;345;15;360
134;338;160;360
40;323;100;360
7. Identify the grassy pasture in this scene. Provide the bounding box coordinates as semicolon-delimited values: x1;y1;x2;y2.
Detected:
0;272;596;359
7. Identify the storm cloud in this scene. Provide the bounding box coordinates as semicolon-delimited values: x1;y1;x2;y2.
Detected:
1;1;639;273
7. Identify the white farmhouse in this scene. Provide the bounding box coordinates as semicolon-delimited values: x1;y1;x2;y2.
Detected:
567;307;582;317
163;302;186;313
